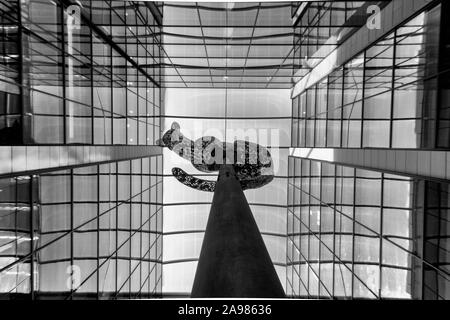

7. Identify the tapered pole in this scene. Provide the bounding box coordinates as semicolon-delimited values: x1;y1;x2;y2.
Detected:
191;165;285;298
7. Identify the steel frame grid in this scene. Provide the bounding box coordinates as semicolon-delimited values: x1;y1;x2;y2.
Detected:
286;155;450;300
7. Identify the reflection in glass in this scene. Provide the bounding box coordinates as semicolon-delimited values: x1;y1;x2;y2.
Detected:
287;157;450;299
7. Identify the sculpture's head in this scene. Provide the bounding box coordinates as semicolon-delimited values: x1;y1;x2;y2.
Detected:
158;122;184;150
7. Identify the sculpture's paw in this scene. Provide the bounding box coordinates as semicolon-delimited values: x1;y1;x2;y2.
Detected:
172;167;216;192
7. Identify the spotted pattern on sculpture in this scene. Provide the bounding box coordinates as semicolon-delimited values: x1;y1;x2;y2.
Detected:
158;122;274;192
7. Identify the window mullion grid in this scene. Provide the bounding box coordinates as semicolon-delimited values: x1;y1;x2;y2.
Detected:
240;5;260;88
298;97;302;148
115;162;119;297
96;164;100;299
145;19;149;147
61;3;67;144
339;68;344;148
318;162;323;299
195;5;214;88
128;160;132;298
125;5;129;146
298;158;303;297
139;158;143;298
296;161;299;297
147;161;156;295
332;164;337;298
29;175;35;299
70;169;74;299
109;1;114;145
361;51;367;149
286;158;292;296
389;30;397;149
13;177;18;295
150;164;154;295
350;168;355;299
379;173;385;299
89;2;94;145
313;86;317;148
306;160;311;298
291;158;296;297
324;76;329;148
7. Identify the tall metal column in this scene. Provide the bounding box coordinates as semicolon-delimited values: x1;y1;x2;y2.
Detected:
191;165;285;298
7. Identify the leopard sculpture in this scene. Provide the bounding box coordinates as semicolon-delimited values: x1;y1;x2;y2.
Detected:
158;122;274;192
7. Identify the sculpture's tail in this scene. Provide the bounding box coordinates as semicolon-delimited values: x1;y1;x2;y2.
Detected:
172;167;216;192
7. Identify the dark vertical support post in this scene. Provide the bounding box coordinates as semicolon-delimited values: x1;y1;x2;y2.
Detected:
191;165;285;298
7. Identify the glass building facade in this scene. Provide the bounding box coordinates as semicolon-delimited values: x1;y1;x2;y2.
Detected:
1;157;163;298
287;157;449;299
288;0;450;299
0;0;164;299
292;3;442;149
0;0;449;300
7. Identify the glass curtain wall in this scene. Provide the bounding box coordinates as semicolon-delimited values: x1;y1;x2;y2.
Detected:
287;156;450;300
292;3;442;149
0;0;164;300
292;1;387;80
161;2;294;88
0;155;163;299
289;1;450;300
1;0;162;146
